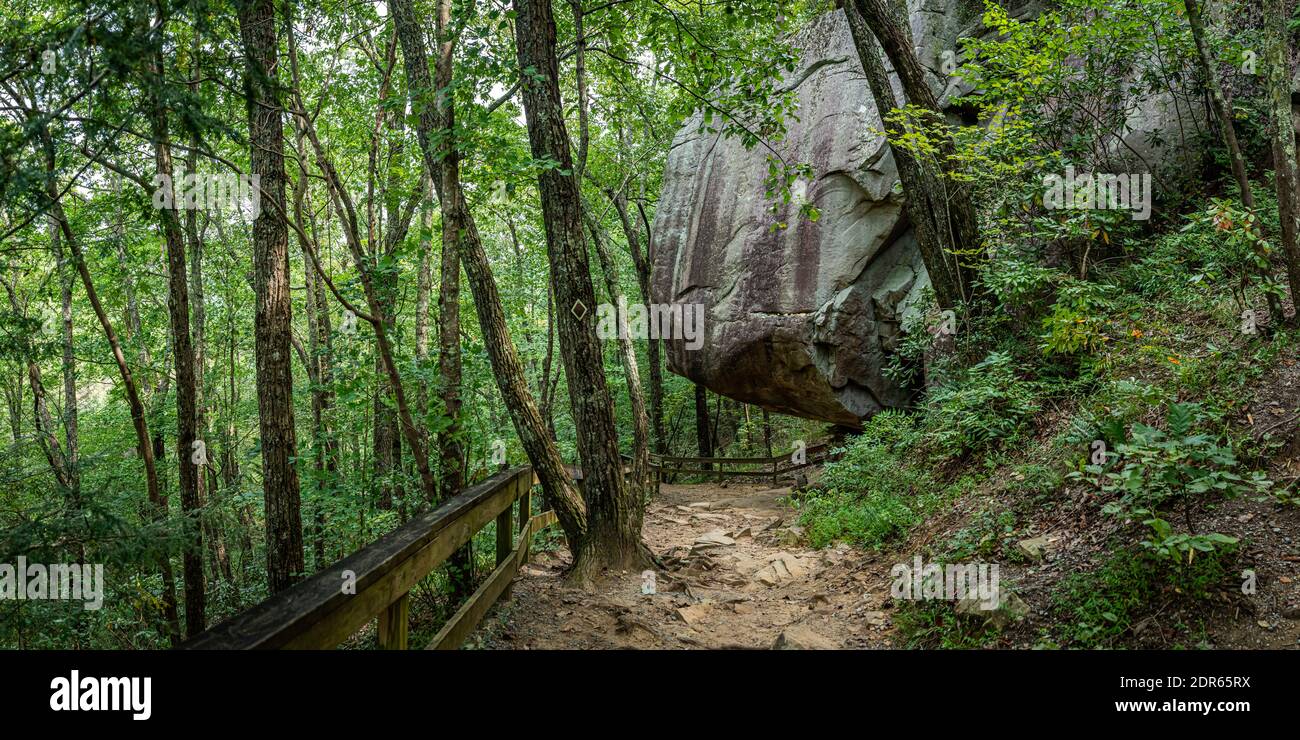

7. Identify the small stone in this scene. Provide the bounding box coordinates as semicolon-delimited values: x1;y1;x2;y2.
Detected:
956;591;1029;630
675;604;712;625
1016;535;1055;561
753;552;808;586
770;624;838;650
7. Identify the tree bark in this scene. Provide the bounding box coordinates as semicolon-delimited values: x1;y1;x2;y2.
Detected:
1264;0;1300;320
1;267;74;495
1184;0;1255;210
846;0;981;309
513;0;648;576
146;46;206;637
694;383;712;471
586;211;651;510
429;0;473;596
390;0;589;563
53;217;80;504
237;0;305;594
612;193;665;453
292;122;339;570
33;126;180;642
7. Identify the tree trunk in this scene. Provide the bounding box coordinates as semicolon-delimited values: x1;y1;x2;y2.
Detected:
35;140;180;643
415;173;433;439
292;124;339;570
846;0;981;309
1265;0;1300;320
694;383;712;471
428;0;473;596
390;0;589;564
237;0;305;594
1;267;74;494
613;193;665;453
513;0;648;577
146;48;206;637
586;211;651;511
53;217;80;504
1184;0;1255;210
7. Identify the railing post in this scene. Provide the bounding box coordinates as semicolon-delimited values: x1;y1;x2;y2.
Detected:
377;592;409;650
497;501;514;567
496;486;514;599
517;478;531;565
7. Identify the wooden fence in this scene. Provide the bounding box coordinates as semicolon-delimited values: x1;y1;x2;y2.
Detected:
182;442;840;650
181;465;550;650
649;442;836;487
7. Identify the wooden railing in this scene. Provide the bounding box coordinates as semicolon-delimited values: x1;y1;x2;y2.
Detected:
182;445;840;649
649;442;837;487
181;465;552;650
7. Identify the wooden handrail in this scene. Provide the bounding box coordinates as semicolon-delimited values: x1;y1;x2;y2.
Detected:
649;443;833;467
647;443;839;487
181;465;540;650
182;444;838;650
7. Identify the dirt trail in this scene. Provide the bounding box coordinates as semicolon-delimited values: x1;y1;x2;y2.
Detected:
469;481;896;649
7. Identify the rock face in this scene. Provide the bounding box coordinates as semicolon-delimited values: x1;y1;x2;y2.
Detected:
651;7;959;426
650;3;1209;426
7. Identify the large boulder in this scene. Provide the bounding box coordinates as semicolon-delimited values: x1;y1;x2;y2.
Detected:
650;3;1210;426
650;7;962;426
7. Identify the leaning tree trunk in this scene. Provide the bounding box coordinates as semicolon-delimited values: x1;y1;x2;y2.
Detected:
1185;0;1255;210
34;123;180;642
389;0;589;559
237;0;305;594
848;0;981;309
586;211;651;516
1264;0;1300;320
513;0;649;577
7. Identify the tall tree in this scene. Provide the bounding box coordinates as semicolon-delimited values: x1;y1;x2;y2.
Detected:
430;0;471;595
389;0;590;570
513;0;648;574
146;71;205;637
25;111;181;643
1264;0;1300;320
52;217;79;504
694;383;712;471
611;191;665;453
586;211;651;502
237;0;305;593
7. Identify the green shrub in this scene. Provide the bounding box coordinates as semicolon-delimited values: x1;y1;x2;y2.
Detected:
1038;279;1120;359
796;412;934;549
1071;402;1270;564
1051;545;1237;648
923;351;1039;456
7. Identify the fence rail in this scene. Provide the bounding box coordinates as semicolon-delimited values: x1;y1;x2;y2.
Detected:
181;465;545;650
183;442;840;650
649;442;837;486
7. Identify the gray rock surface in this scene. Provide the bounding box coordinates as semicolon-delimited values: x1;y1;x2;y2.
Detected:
650;8;949;426
650;3;1210;426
